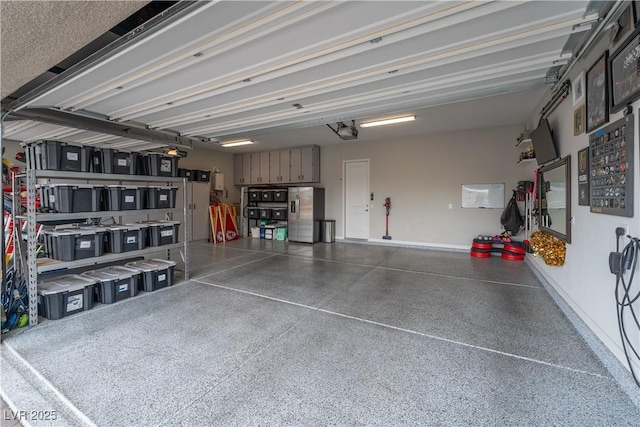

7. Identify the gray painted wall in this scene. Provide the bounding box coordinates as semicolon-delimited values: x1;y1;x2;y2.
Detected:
526;36;640;374
319;124;527;248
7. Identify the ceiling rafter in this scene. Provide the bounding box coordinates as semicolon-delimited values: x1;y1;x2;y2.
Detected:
182;60;552;137
61;1;338;111
147;24;576;130
105;1;510;121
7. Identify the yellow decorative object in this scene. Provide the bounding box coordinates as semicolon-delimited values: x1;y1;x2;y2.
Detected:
530;230;566;266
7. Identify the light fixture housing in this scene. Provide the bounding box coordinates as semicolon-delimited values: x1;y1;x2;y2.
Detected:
220;140;254;147
327;120;358;140
360;115;416;128
164;147;188;157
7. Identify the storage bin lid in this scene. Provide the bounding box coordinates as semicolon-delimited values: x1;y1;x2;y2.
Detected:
42;184;78;189
147;185;177;190
43;230;71;237
38;274;97;295
81;266;139;282
77;226;108;233
101;225;128;231
143;220;181;227
125;222;149;229
125;258;177;272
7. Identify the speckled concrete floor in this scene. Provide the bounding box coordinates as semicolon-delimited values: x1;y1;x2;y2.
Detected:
1;239;639;426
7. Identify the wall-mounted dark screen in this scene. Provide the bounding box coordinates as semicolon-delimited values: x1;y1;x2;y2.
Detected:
531;119;559;166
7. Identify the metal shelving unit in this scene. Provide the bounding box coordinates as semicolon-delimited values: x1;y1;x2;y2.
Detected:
35;208;181;222
21;168;190;327
36;243;184;273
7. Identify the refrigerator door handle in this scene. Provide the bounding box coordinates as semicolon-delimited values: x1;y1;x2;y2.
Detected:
290;200;296;213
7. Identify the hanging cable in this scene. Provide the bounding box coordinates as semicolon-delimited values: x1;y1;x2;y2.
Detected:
614;234;640;388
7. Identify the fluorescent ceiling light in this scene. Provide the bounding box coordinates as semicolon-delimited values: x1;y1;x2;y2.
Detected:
220;140;254;147
360;115;416;127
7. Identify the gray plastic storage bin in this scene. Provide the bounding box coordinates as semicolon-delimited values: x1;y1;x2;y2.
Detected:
93;148;138;174
144;221;180;246
106;186;145;210
38;274;97;320
125;259;177;292
103;224;147;253
145;186;178;209
27;140;92;172
82;266;140;304
44;228;106;261
140;153;179;177
40;184;103;213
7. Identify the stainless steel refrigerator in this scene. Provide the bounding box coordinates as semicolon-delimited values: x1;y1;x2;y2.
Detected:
288;187;325;243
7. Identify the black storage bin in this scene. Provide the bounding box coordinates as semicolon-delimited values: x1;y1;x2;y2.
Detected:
261;190;274;202
146;186;178;209
178;169;192;179
44;228;105;261
140;153;179;177
38;275;96;320
113;151;138;174
273;190;287;202
249;191;261;202
145;221;180;246
106;186;145;211
247;207;260;219
193;170;211;182
125;223;150;248
82;266;140;304
27;140;92;172
41;184;103;213
260;208;272;219
103;225;146;253
125;259;177;292
93;149;138;174
72;185;104;213
271;208;287;220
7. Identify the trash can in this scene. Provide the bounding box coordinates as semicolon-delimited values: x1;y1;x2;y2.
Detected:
322;220;336;243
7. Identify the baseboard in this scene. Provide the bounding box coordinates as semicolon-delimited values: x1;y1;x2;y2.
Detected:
336;236;468;252
526;257;640;409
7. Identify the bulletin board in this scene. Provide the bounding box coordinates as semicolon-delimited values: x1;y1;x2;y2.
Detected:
461;183;505;209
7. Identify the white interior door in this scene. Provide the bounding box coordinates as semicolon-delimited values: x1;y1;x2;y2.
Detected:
345;160;369;239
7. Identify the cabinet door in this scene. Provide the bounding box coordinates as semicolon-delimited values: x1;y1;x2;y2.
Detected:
242;154;251;185
234;154;244;185
300;146;316;182
279;149;291;183
250;153;261;184
259;152;270;184
191;183;211;241
269;151;280;183
289;148;302;182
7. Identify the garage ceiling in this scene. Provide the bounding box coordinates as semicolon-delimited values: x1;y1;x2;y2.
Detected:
2;1;608;151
